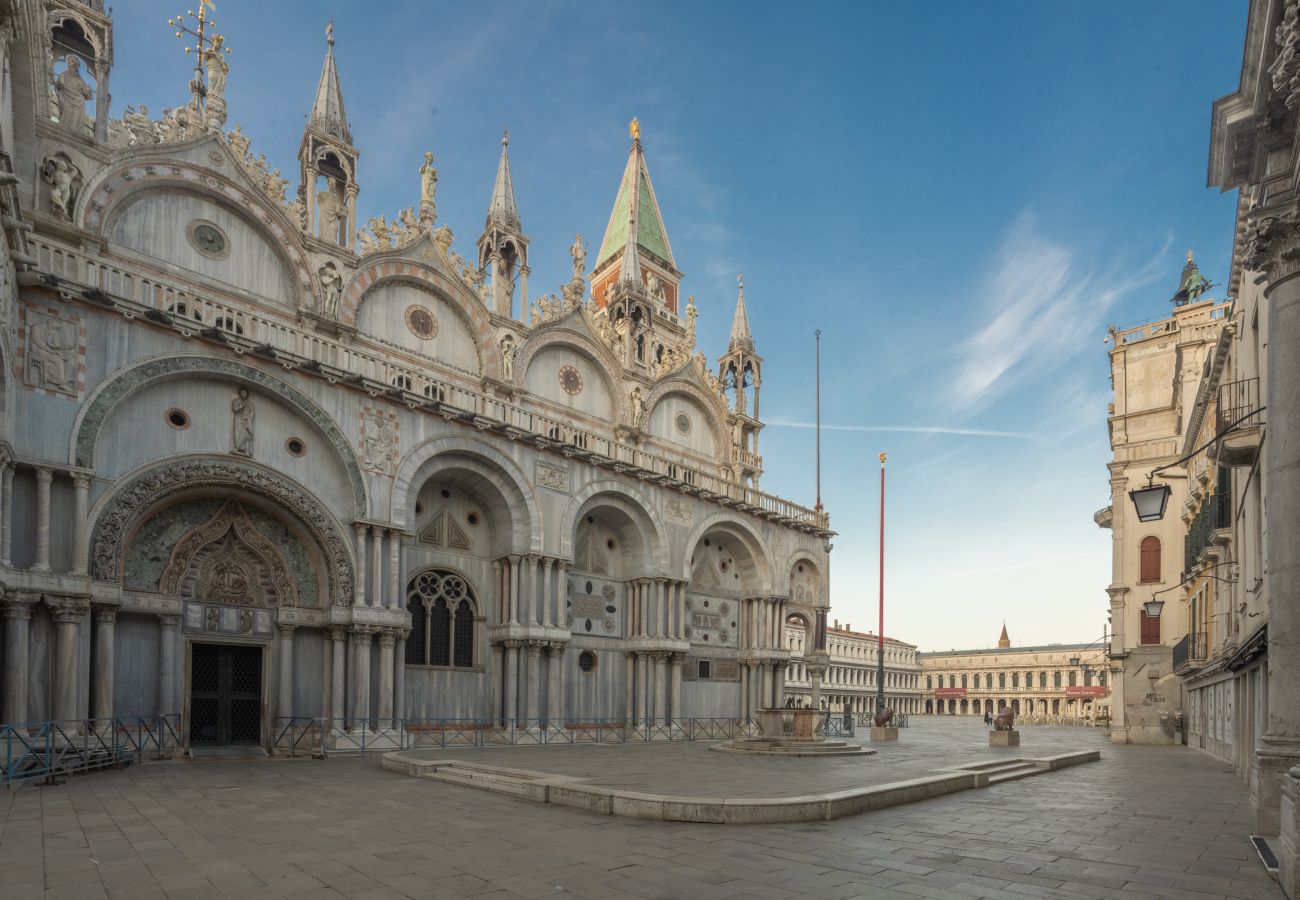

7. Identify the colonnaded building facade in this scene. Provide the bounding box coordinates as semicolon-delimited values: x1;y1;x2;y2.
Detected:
783;618;921;715
918;626;1110;721
0;3;834;749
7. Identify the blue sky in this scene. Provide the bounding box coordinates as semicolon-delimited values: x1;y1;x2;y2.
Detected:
108;1;1246;651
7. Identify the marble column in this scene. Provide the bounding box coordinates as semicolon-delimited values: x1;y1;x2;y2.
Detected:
277;625;296;720
655;579;667;638
73;474;91;576
508;557;520;625
525;555;539;624
635;652;648;725
546;642;564;728
352;523;368;607
49;599;84;723
654;653;668;724
0;462;12;566
2;593;34;725
524;642;542;725
1259;255;1300;893
33;468;52;572
739;663;749;718
491;560;503;624
541;558;555;627
490;643;503;724
376;628;396;727
624;652;635;723
351;626;373;729
393;633;407;728
504;641;520;723
774;662;786;708
555;561;568;627
92;604;116;722
158;614;179;717
669;654;683;725
388;530;401;610
320;625;333;723
330;626;347;727
369;527;384;608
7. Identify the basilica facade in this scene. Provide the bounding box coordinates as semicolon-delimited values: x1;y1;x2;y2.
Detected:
0;2;832;750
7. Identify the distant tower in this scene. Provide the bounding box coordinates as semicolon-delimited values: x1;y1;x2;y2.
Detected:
998;623;1011;648
590;120;686;370
718;275;764;485
477;128;529;318
297;20;358;247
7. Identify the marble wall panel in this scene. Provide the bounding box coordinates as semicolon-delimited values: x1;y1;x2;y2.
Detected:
291;629;324;718
114;613;160;718
523;346;614;421
648;392;717;457
357;283;481;375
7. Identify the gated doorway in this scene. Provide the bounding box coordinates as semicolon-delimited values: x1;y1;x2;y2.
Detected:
190;644;262;746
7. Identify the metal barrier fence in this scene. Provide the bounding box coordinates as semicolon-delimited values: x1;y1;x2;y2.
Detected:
271;717;761;756
1;716;182;787
853;712;910;729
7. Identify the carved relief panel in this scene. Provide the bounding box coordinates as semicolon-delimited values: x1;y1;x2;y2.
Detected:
20;305;83;397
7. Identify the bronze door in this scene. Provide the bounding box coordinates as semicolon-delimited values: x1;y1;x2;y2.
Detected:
190;644;262;745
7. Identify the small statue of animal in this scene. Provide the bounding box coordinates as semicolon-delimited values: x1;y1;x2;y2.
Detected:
993;704;1015;732
873;707;895;728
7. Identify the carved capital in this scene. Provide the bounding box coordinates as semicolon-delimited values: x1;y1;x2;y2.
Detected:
2;591;37;619
351;624;375;641
46;596;89;624
1243;201;1300;284
72;473;93;490
278;624;297;640
92;603;119;624
157;613;181;628
328;624;349;642
503;639;522;650
377;628;397;648
35;467;53;485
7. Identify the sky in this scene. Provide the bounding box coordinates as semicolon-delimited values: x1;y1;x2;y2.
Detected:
107;1;1248;652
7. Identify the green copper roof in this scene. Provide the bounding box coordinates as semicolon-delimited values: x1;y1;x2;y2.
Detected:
594;144;676;273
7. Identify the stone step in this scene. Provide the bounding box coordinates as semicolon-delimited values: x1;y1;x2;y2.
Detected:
986;763;1042;784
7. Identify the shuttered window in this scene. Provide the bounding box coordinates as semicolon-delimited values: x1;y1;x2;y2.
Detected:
1140;536;1161;584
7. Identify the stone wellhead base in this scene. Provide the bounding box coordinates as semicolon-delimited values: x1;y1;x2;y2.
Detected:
710;738;873;756
989;729;1020;747
382;748;1101;824
870;726;899;741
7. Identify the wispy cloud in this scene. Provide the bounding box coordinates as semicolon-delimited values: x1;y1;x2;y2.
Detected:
917;552;1098;581
948;212;1167;411
765;420;1044;440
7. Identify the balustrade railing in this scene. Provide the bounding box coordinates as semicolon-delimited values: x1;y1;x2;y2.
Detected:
1184;491;1232;576
31;238;829;531
1217;377;1263;434
1;715;182;786
1173;632;1209;673
270;717;760;754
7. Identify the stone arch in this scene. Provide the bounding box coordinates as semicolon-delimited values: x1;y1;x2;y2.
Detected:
341;261;490;354
70;353;367;518
784;551;825;607
390;433;540;554
643;376;729;455
558;479;668;574
79;157;313;307
89;455;355;606
514;320;623;415
159;499;301;607
681;511;773;593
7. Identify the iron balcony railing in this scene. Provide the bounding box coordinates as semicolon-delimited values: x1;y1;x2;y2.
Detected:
1184;491;1232;576
1218;377;1263;434
1173;632;1209;673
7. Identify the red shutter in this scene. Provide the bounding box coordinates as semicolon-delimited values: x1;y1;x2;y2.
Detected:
1140;610;1161;645
1140;537;1161;584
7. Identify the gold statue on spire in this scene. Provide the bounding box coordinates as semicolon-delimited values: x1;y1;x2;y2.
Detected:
629;117;641;142
1187;247;1194;263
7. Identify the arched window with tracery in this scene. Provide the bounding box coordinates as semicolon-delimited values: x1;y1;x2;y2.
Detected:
1139;536;1161;584
405;569;478;667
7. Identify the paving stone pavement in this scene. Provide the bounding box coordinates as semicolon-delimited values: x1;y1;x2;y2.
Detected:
0;720;1282;900
398;720;1110;797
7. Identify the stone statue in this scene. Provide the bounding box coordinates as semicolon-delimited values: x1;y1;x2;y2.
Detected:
419;151;438;218
433;224;454;256
570;234;587;280
317;178;344;244
629;387;644;425
204;34;229;102
231;388;255;456
873;707;895;728
685;295;698;342
226;122;250;160
368;215;391;249
397;207;421;244
993;704;1015;731
318;262;343;318
121;105;157;145
500;335;516;380
54;55;92;134
361;413;398;475
357;228;379;255
26;315;77;392
645;271;662;302
41;156;79;219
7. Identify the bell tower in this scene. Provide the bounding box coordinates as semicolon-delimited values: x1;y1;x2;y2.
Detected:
477;128;529;318
718;274;764;484
297;21;358;247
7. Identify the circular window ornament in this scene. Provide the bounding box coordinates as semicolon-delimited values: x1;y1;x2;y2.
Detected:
559;365;583;395
165;408;190;430
285;437;307;457
675;413;691;434
578;650;597;672
186;219;229;260
405;305;438;340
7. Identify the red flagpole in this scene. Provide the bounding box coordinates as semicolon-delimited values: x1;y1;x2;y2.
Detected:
876;452;886;713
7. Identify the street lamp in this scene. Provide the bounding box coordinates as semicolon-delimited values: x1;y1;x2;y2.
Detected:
1143;598;1165;619
1129;481;1171;522
1068;655;1081;667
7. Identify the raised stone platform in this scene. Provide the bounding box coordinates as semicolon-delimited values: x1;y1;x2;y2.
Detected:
871;726;899;741
382;747;1101;824
990;729;1021;747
